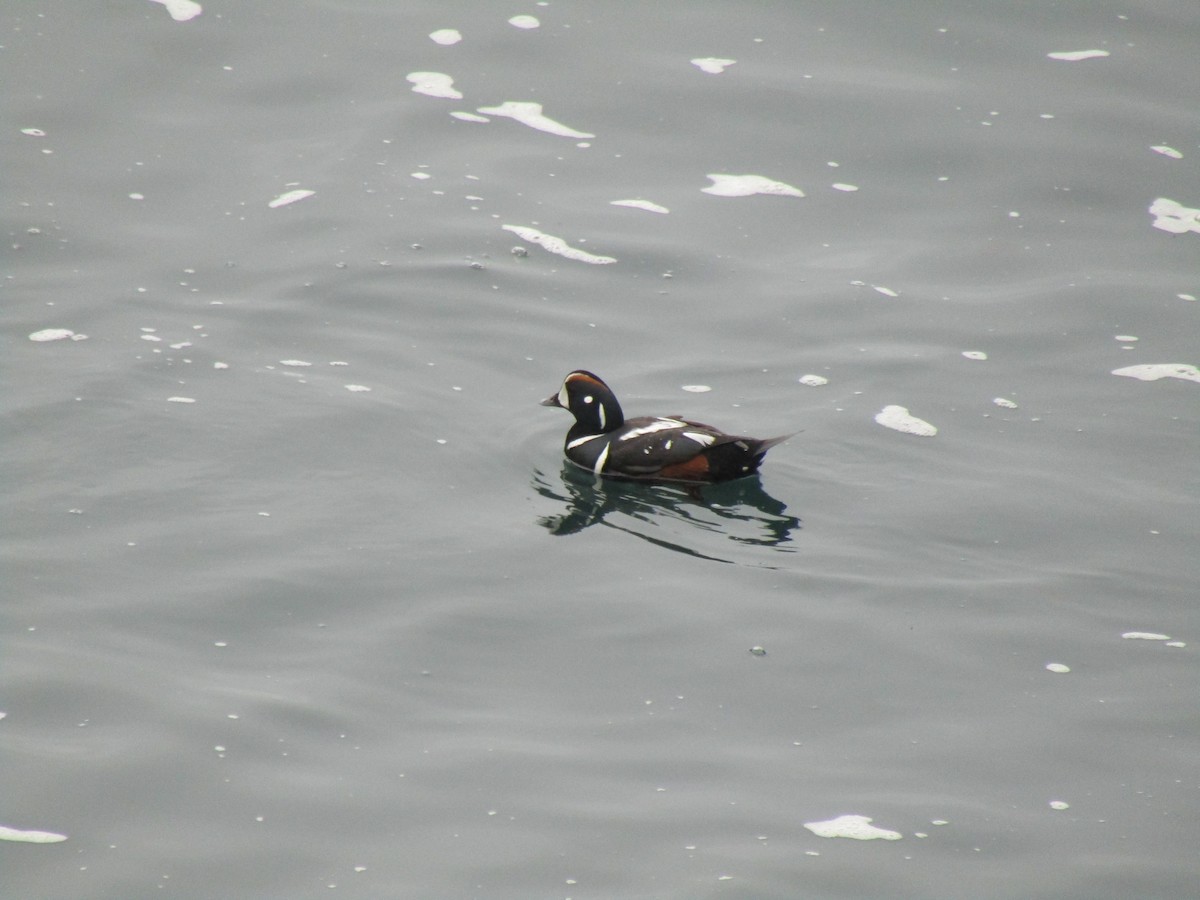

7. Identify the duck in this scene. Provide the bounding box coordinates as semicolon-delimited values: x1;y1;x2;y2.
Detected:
541;370;792;483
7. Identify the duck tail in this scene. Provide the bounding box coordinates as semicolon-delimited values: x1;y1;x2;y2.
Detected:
755;432;797;453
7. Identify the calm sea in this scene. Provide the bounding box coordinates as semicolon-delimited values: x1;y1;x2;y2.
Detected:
5;2;1198;897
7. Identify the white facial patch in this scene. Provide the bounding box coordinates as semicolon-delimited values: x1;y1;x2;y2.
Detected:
557;385;569;407
619;418;686;440
681;431;716;446
597;403;607;430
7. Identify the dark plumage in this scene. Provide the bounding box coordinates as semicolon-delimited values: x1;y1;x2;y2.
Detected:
541;370;792;483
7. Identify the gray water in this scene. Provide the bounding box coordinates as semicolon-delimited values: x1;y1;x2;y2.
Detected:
5;2;1199;898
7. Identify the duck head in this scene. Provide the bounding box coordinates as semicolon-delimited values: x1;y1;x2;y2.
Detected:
541;370;625;435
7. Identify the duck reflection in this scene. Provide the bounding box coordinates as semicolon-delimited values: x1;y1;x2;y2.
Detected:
532;464;801;563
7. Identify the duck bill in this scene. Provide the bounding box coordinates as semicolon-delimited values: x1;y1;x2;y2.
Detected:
540;392;563;408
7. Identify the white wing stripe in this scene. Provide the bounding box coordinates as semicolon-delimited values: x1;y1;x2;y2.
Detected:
619;418;686;440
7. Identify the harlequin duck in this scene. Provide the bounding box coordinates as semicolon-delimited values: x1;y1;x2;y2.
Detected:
541;370;792;483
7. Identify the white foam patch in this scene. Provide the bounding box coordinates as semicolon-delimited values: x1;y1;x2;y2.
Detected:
1122;631;1170;641
345;384;371;392
21;128;46;137
149;0;202;22
407;72;463;100
804;815;901;841
450;111;490;123
429;29;462;45
702;173;804;198
1114;335;1138;342
1049;800;1070;810
875;405;937;436
0;825;68;844
831;183;859;192
681;384;712;393
167;396;196;404
509;15;540;29
873;284;899;297
1151;145;1183;160
993;397;1018;409
268;189;315;209
1180;294;1197;302
279;360;312;367
1045;663;1070;673
1112;363;1200;384
502;224;616;264
691;57;736;74
1047;49;1109;61
1149;197;1200;234
476;102;594;138
799;374;828;386
962;350;988;360
29;328;78;342
610;199;670;214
